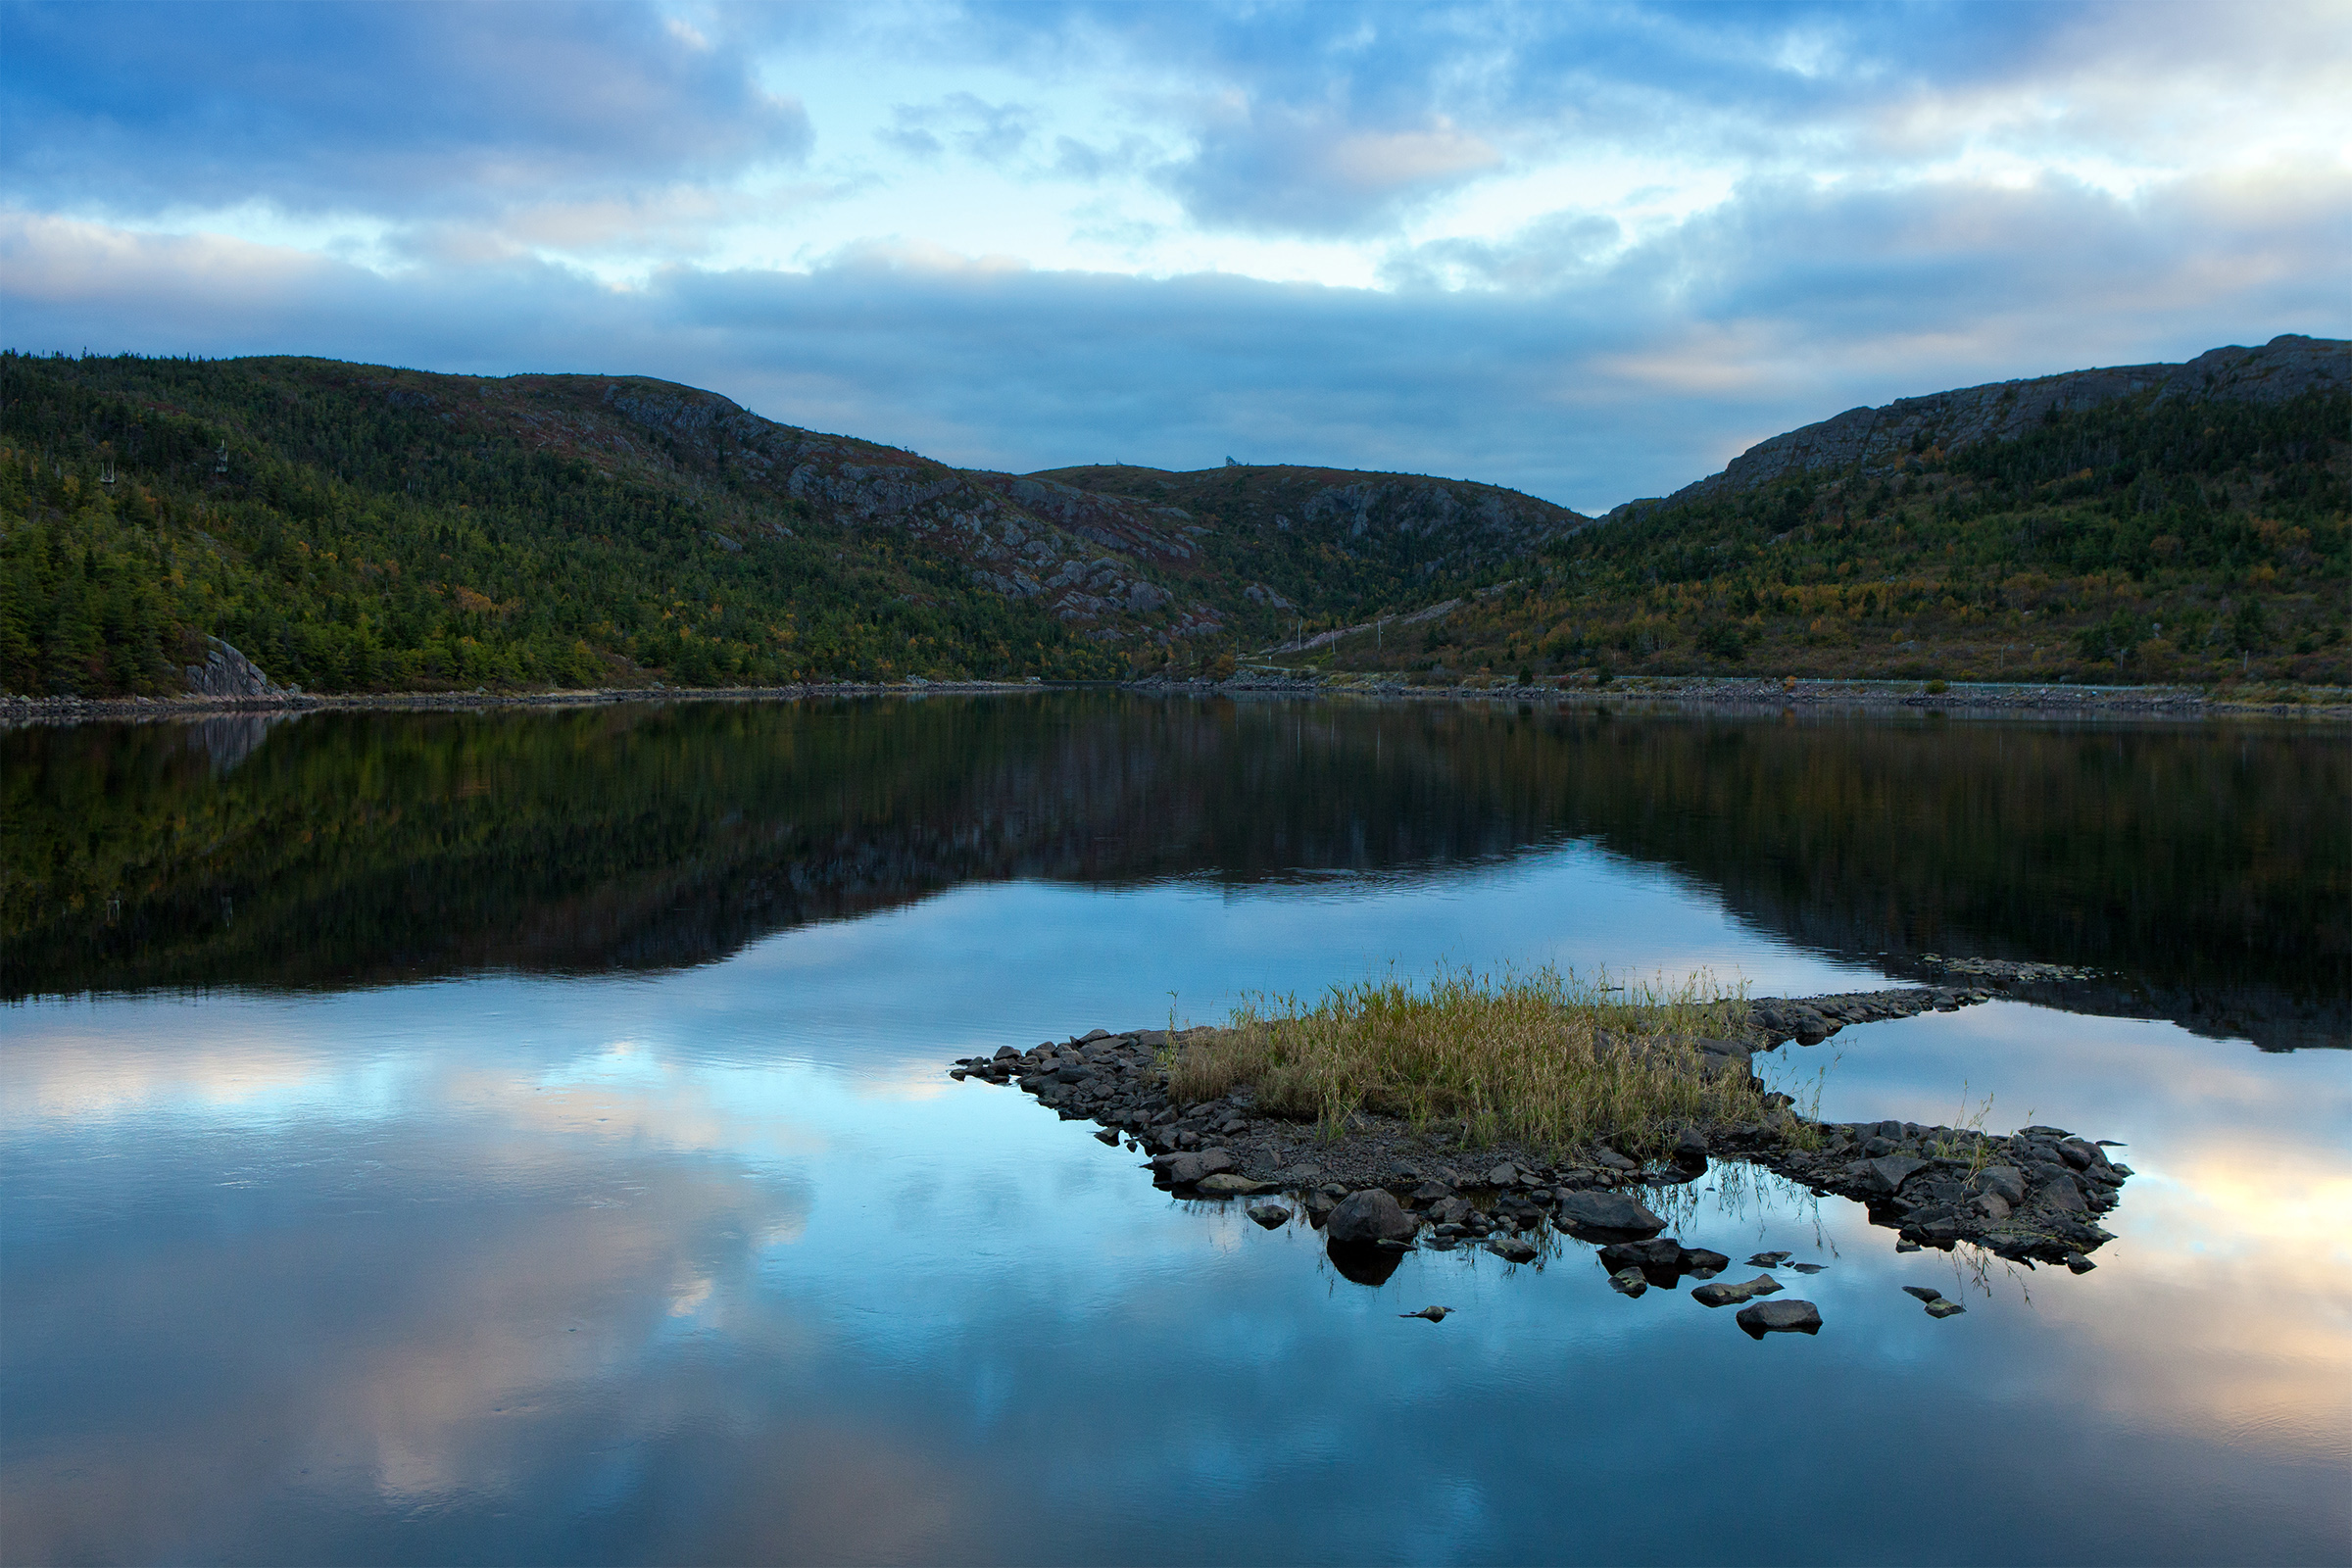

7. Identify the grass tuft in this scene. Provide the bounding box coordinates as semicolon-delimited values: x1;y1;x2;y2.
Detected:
1168;964;1760;1158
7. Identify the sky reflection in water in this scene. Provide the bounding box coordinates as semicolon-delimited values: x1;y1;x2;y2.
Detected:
3;708;2348;1565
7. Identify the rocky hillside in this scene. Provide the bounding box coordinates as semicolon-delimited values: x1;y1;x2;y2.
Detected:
1298;336;2349;688
0;354;1588;697
1621;333;2347;515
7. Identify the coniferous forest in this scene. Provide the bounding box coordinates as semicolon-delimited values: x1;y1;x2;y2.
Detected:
3;349;2345;697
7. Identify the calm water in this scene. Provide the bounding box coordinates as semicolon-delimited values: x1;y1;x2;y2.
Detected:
4;696;2347;1564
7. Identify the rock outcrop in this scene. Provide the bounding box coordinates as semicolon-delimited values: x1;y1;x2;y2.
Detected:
183;636;288;700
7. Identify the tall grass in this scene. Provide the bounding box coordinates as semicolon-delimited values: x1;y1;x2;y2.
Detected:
1168;964;1760;1157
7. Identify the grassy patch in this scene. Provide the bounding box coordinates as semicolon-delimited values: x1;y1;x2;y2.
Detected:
1168;965;1764;1157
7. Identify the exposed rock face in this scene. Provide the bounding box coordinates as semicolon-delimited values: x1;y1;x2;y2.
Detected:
184;637;287;699
1619;334;2349;514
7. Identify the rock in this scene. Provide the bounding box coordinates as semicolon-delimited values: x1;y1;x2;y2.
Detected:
1976;1165;2029;1204
1196;1173;1272;1195
1925;1298;1967;1318
1737;1298;1823;1338
1691;1274;1784;1307
1902;1286;1942;1302
2065;1251;2096;1274
1552;1190;1667;1239
1787;1261;1827;1274
1488;1237;1540;1264
1427;1196;1475;1227
1247;1201;1293;1228
1860;1154;1930;1196
1151;1149;1235;1186
1671;1127;1710;1169
1972;1192;2011;1221
1678;1249;1730;1279
1398;1305;1453;1322
1093;1128;1119;1145
1593;1147;1639;1172
2057;1137;2099;1170
1409;1182;1452;1203
1484;1162;1519;1187
1325;1189;1418;1245
1895;1239;1922;1252
1596;1238;1683;1274
1608;1267;1648;1297
2038;1176;2089;1214
1747;1251;1792;1267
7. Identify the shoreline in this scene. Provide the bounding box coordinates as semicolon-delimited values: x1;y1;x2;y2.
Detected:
947;981;2131;1301
5;669;2348;725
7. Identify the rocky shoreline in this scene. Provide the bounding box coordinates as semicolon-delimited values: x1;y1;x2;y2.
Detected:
1137;669;2352;721
946;983;2131;1327
8;671;2345;727
0;677;1044;726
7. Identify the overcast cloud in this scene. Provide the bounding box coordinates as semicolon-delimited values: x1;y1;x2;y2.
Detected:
3;0;2344;511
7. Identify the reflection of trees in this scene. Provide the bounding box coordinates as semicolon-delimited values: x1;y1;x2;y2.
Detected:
4;699;2342;1048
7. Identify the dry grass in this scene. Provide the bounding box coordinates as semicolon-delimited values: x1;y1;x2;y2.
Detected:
1169;964;1766;1157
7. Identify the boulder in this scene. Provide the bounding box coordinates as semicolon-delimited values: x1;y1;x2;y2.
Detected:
1736;1298;1823;1338
1671;1127;1710;1169
1484;1162;1520;1187
1197;1173;1272;1195
1325;1189;1418;1245
1552;1190;1667;1239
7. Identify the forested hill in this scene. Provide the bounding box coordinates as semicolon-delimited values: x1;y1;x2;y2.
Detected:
0;354;1589;698
1300;336;2351;689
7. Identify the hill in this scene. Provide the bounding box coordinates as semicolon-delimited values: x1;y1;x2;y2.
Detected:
1296;335;2350;688
0;354;1590;698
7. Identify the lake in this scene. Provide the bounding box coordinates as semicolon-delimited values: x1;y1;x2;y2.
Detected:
3;694;2346;1564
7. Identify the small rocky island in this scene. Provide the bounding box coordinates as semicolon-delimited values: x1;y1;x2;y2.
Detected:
949;977;2129;1329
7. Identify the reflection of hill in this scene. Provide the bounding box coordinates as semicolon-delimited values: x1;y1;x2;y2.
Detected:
4;699;2341;1048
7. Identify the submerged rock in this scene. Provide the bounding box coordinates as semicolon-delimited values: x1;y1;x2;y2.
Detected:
1246;1201;1292;1228
1608;1267;1649;1298
1487;1237;1541;1264
1692;1273;1785;1307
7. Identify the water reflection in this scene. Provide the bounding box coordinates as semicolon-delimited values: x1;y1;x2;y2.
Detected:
5;696;2343;1047
3;701;2345;1563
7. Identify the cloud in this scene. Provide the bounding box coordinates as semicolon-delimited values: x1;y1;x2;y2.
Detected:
1163;103;1504;235
6;143;2345;515
0;0;812;220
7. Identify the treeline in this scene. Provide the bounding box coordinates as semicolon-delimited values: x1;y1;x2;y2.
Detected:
1314;386;2349;687
0;353;1118;697
9;699;2340;1040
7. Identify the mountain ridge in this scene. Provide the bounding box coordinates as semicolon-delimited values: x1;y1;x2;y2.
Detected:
1618;333;2347;516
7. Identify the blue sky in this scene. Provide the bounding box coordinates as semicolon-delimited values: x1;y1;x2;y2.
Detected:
4;1;2344;512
